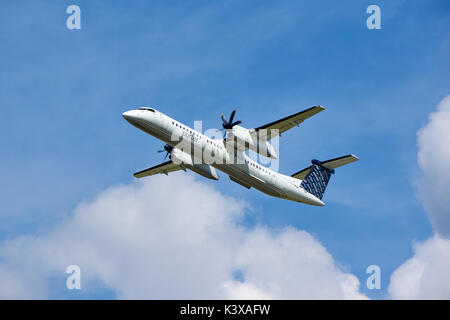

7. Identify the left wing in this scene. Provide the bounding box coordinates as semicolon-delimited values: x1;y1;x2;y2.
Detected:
134;160;183;178
252;106;325;140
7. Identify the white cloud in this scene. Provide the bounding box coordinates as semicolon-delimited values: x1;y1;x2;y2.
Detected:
223;228;366;299
0;174;366;299
416;95;450;238
388;236;450;299
388;95;450;299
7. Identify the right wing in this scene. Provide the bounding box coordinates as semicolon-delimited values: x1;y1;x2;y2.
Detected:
252;106;325;140
133;160;183;178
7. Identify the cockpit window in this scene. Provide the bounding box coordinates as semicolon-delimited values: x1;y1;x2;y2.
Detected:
138;107;155;112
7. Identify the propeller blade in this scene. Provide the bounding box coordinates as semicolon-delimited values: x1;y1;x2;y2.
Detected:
221;109;241;130
158;144;173;161
229;110;236;123
164;144;173;153
221;114;227;124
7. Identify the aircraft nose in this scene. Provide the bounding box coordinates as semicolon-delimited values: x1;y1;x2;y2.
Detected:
122;110;139;123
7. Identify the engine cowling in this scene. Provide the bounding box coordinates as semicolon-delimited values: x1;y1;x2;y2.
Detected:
171;148;193;166
228;126;278;159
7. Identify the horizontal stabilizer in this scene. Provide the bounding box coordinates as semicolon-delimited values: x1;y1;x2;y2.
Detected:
320;154;359;170
291;154;359;180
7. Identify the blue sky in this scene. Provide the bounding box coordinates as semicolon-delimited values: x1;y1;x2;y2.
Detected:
0;0;449;299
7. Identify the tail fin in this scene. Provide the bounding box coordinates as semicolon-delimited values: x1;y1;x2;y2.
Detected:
291;155;359;200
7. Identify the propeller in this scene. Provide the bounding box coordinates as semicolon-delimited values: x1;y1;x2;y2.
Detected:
221;109;242;130
157;144;173;161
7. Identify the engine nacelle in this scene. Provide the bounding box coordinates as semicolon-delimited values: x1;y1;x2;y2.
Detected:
170;148;219;180
228;126;278;159
171;148;193;166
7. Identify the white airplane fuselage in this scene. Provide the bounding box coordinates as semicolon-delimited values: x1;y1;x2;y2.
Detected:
123;108;325;206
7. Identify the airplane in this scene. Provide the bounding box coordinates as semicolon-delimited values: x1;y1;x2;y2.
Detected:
122;106;359;206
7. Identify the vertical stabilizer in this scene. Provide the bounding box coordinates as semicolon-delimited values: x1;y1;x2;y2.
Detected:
300;160;334;200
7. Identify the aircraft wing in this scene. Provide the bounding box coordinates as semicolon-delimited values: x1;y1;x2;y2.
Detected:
252;106;325;140
133;160;182;178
